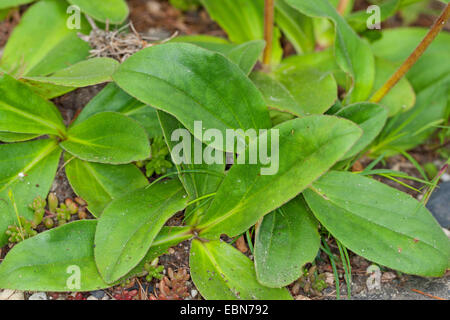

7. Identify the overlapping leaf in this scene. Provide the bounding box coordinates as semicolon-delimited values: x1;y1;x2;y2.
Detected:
0;139;61;246
0;73;66;138
0;221;111;291
286;0;375;103
65;158;149;217
60;112;150;164
0;0;90;78
304;171;450;276
190;239;293;300
95;179;188;283
254;196;320;288
113;43;271;152
67;0;129;24
197;116;362;239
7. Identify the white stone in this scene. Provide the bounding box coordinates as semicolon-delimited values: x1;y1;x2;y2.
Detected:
191;289;198;298
28;292;48;300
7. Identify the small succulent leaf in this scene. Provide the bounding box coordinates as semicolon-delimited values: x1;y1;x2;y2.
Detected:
65;158;149;217
336;102;388;159
60;112;150;164
190;239;293;300
73;83;162;139
0;0;90;77
0;73;66;137
113;43;272;152
198;115;362;239
0;139;61;246
254;196;320;288
95;179;188;283
0;221;112;291
286;0;375;103
23;58;119;88
67;0;129;24
304;171;450;277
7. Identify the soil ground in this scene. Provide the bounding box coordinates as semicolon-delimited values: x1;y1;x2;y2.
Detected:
0;0;449;301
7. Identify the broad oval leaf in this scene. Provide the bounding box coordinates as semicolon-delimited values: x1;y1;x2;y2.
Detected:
113;42;272;152
95;179;188;283
0;73;66;138
254;196;320;288
73;83;162;139
190;239;293;300
286;0;375;103
198;115;362;239
0;0;90;77
67;0;129;24
60;112;150;164
0;132;40;143
304;171;450;276
336;102;388;159
65;158;149;217
23;58;119;88
0;221;111;291
0;139;61;246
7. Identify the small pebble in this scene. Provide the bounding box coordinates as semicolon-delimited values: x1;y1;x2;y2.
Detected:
28;292;48;300
86;295;98;300
191;289;198;298
90;290;105;299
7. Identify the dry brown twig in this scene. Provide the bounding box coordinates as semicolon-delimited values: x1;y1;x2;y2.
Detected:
78;15;178;62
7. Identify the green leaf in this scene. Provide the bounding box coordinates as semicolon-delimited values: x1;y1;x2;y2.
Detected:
60;112;150;164
65;158;148;217
157;111;225;224
0;132;40;143
127;226;193;276
304;171;450;277
0;0;90;77
197;116;362;239
275;0;315;54
73;83;162;139
95;179;188;283
274;67;337;115
0;73;66;138
0;221;112;291
67;0;129;24
0;139;61;246
250;71;302;116
347;0;400;32
0;0;35;9
335;102;388;159
190;239;293;300
254;196;320;288
371;58;416;116
171;37;264;75
23;58;119;88
113;43;271;152
371;27;450;92
286;0;375;103
374;76;449;155
201;0;283;64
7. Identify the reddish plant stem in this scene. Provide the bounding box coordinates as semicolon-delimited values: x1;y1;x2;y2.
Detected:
370;4;450;103
263;0;275;66
337;0;351;15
